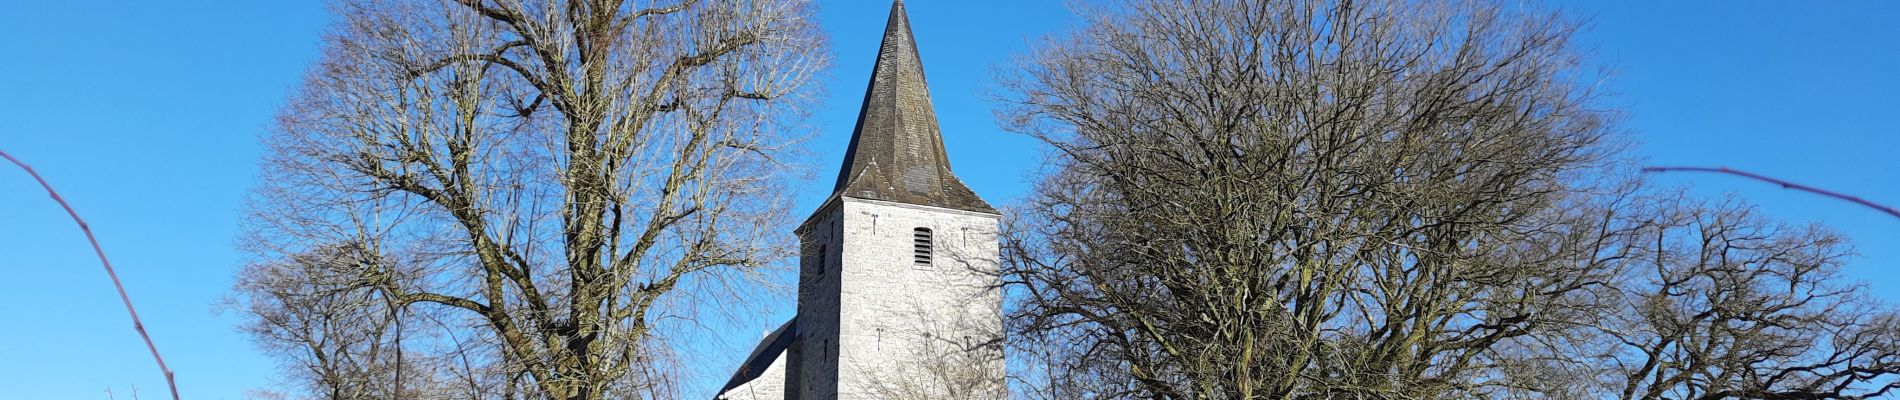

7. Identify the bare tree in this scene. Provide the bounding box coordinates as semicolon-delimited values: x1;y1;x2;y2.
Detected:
1000;0;1621;397
998;1;1900;399
232;243;453;399
1590;197;1900;400
235;0;827;398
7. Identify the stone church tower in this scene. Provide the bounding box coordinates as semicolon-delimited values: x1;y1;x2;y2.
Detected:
715;1;1005;399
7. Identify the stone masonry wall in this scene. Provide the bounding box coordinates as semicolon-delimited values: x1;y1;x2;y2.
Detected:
791;196;1004;399
834;198;1004;398
791;203;844;400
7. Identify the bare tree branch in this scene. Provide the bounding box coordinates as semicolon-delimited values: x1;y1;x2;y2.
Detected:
1643;166;1900;220
1;150;180;400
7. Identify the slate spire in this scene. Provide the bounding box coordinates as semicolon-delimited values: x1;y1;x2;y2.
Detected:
832;0;995;214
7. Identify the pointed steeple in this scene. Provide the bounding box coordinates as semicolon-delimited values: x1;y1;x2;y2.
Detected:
832;0;995;214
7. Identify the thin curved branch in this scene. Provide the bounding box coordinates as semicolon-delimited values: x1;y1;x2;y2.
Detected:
1;149;180;400
1642;166;1900;220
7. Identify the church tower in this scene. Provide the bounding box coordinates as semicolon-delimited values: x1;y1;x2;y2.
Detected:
788;1;1005;398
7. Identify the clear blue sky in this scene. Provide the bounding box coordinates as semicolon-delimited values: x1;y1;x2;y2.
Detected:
0;1;1893;399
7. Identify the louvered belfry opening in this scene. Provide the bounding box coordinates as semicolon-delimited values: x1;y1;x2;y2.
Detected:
913;227;934;267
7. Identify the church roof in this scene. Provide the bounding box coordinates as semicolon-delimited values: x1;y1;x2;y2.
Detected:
832;0;996;214
715;318;796;397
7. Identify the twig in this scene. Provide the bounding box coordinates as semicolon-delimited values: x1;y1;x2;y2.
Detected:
1642;165;1900;220
0;149;180;400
